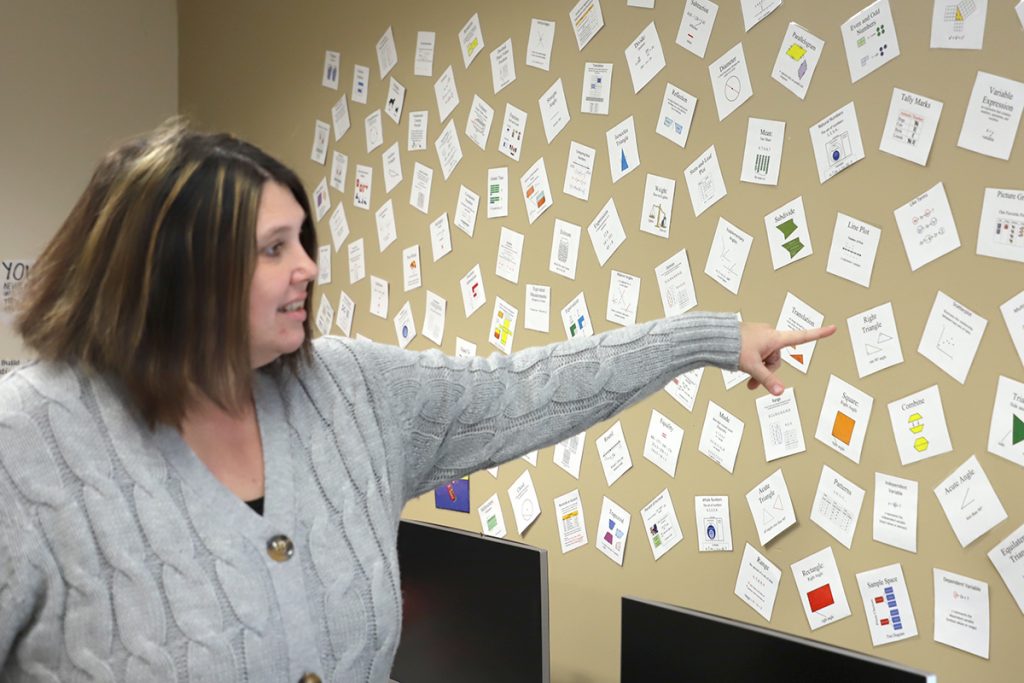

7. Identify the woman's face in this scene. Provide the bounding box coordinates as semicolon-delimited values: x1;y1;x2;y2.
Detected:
248;181;318;368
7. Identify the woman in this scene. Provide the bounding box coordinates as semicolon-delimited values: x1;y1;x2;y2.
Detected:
0;122;833;682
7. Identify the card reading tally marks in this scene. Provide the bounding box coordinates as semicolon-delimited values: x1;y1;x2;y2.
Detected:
879;88;943;166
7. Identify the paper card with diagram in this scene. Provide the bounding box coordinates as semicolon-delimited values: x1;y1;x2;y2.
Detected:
596;421;633;486
957;71;1024;160
643;409;684;478
708;42;752;120
791;547;851;630
393;302;415;349
459;264;486;318
495;227;523;284
524;284;550;333
735;544;782;621
988;522;1024;614
740;118;784;185
497;103;527;162
815;375;873;464
931;0;987;49
490;39;515;94
933;569;989;659
402;245;420;292
847;302;903;377
561;292;593;339
976;188;1024;264
625;21;665;93
570;0;605;51
384;77;405;124
428;213;452;262
587;198;627;266
526;18;554;71
696;495;732;552
539;79;570;142
640;174;675;238
421;291;446;346
704;218;752;295
382;143;403;194
894;182;961;271
887;385;952;465
554;489;588;553
664;367;703;413
856;564;919;646
740;0;781;31
840;0;901;83
879;88;943;166
698;400;743;473
654;248;697;316
581;62;612;115
1002;291;1024;368
641;489;683;560
486;167;508;218
465;95;494;150
764;196;813;270
606;270;640;327
564;141;596;201
917;291;986;384
595;496;631;565
684;145;726;217
407;111;428;151
771;23;824;100
656;84;697;149
775;292;824;373
756;388;806;462
335;291;354;337
414;31;435;77
810;464;865;549
347;239;365;284
809;102;864;183
550;219;582;280
746;468;797;546
520;157;553;225
315;294;334;338
606;116;640;183
826;213;880;287
353;165;372;210
988;375;1024;467
508;470;541;535
874;473;918;553
409;162;433;214
478;493;507;538
553;432;586;479
934;454;1007;547
676;0;718;59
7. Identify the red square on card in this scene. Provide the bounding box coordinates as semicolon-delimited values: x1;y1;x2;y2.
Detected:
807;584;835;612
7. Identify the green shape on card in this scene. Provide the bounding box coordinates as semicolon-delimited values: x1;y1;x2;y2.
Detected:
776;218;798;239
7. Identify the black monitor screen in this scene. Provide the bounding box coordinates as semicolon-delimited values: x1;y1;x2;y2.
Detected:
621;597;936;683
390;520;549;683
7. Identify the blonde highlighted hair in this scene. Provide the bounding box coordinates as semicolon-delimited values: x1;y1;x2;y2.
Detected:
16;120;317;427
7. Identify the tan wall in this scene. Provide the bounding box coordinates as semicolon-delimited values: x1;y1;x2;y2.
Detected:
179;1;1024;681
0;0;178;362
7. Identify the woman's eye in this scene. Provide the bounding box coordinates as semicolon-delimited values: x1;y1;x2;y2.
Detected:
262;242;283;257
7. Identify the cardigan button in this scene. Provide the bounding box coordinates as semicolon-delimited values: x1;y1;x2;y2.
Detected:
266;534;294;562
298;674;322;683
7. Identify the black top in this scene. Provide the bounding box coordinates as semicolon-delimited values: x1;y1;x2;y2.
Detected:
245;496;264;516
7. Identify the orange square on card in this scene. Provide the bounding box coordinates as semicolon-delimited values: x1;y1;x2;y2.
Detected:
832;412;855;445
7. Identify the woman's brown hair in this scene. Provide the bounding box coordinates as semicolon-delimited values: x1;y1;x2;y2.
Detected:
15;120;317;427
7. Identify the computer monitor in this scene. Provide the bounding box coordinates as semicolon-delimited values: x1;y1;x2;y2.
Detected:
621;596;937;682
390;520;550;683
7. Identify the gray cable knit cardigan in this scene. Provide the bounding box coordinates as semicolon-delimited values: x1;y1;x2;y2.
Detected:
0;312;739;682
